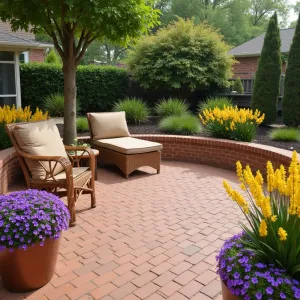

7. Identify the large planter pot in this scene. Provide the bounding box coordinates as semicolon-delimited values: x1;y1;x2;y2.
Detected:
221;280;239;300
0;237;61;292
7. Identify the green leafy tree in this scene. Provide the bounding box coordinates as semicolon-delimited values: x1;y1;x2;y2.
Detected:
81;40;127;65
251;13;281;124
282;13;300;126
127;18;235;98
233;77;244;94
45;49;61;64
0;1;159;144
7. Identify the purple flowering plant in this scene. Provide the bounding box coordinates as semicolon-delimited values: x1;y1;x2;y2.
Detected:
0;189;70;252
216;233;300;299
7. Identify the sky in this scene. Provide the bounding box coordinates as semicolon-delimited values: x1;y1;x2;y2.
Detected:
288;0;298;24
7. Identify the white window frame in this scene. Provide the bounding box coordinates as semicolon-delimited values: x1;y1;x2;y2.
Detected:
0;51;21;107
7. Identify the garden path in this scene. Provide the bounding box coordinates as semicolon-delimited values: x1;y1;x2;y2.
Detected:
3;162;243;300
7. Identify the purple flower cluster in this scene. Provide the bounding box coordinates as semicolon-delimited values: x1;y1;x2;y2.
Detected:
0;189;70;252
216;233;300;299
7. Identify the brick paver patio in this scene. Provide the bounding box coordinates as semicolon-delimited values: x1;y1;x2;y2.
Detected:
1;161;243;300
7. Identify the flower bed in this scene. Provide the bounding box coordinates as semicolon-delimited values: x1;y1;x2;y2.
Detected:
0;189;70;251
217;233;300;299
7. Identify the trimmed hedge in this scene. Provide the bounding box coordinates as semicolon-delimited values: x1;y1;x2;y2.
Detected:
20;63;130;113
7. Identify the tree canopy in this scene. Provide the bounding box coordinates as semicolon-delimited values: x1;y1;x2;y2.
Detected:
127;18;235;97
0;0;159;143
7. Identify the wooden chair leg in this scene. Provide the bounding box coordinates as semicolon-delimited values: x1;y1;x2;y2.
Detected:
68;187;76;227
90;178;96;208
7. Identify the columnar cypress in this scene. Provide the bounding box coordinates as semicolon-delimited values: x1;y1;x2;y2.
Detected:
283;13;300;126
251;13;281;124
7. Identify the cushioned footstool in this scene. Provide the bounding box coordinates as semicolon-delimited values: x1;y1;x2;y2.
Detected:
87;112;162;178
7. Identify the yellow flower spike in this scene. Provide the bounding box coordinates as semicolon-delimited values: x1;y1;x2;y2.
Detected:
259;220;268;237
261;196;272;219
271;215;277;222
223;180;233;197
278;227;288;241
255;171;264;186
267;161;275;192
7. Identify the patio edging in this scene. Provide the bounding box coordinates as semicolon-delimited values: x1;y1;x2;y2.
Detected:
0;134;294;194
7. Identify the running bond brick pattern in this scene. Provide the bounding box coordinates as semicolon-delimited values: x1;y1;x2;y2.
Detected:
0;135;294;195
29;49;45;63
0;148;22;195
2;161;244;300
232;57;287;79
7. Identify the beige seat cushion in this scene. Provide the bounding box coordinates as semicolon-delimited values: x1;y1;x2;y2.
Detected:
13;119;69;180
49;167;90;182
93;137;162;155
89;112;130;140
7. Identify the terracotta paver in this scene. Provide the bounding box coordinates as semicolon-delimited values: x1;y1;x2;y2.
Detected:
3;162;243;299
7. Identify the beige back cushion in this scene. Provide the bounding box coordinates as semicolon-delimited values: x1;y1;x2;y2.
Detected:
13;119;68;180
89;112;130;140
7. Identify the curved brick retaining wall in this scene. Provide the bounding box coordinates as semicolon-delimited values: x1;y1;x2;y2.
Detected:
0;135;294;194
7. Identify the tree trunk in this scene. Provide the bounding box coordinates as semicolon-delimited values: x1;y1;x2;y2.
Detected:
62;59;77;145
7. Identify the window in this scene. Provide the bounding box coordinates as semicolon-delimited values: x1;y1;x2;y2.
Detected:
19;52;29;63
0;51;17;107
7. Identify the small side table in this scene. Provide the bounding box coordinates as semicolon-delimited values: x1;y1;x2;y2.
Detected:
70;148;99;180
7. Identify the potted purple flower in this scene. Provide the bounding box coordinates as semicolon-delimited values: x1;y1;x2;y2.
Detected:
216;152;300;299
0;189;70;292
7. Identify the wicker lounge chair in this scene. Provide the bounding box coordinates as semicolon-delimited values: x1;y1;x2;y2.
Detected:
5;119;96;227
87;112;162;178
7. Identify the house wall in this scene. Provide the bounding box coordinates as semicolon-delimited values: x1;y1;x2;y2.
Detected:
0;22;46;63
232;56;287;79
29;49;45;63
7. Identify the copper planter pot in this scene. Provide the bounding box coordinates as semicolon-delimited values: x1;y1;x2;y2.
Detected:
0;237;61;293
221;280;239;300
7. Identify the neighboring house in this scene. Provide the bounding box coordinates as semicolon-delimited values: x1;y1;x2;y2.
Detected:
229;28;294;79
0;22;53;107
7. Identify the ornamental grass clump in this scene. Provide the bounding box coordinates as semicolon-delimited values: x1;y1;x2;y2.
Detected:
0;105;48;150
0;190;70;252
199;105;264;142
159;115;201;135
217;151;300;298
269;127;300;142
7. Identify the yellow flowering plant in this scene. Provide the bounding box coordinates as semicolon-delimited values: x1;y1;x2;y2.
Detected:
199;105;264;142
223;151;300;277
0;105;48;150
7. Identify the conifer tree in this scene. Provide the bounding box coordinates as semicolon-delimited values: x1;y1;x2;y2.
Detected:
251;13;281;124
282;13;300;126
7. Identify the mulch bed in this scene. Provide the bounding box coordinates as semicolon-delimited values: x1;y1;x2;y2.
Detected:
57;120;300;153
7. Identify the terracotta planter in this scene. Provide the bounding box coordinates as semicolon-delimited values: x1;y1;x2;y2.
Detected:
0;237;61;292
221;279;239;300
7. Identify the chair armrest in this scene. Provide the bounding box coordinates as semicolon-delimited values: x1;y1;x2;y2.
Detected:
64;146;95;172
16;149;73;178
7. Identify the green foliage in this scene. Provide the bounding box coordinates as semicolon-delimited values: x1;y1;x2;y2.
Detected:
76;117;89;133
251;13;281;125
43;93;80;117
155;98;189;119
232;78;244;94
283;13;300;126
269;127;300;142
159;115;201;135
198;97;233;114
157;0;289;46
20;64;130;113
204;119;258;142
113;98;149;124
0;0;160;144
45;49;61;64
127;19;234;96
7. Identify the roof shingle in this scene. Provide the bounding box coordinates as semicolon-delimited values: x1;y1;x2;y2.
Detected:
228;28;295;57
